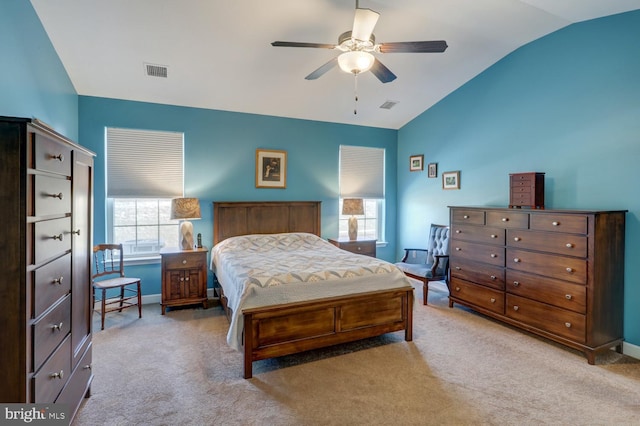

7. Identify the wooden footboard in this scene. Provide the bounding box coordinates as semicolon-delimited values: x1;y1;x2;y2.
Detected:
242;286;414;379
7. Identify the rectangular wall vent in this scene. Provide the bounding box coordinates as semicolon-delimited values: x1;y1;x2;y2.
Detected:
379;100;398;110
144;63;168;78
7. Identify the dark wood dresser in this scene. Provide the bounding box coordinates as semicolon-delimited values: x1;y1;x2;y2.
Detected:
448;206;626;364
328;238;377;257
160;247;209;314
0;117;95;420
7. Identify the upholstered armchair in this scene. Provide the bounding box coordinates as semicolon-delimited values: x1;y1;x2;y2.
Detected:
395;224;450;305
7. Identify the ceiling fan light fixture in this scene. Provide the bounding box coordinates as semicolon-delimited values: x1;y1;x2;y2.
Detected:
338;51;374;75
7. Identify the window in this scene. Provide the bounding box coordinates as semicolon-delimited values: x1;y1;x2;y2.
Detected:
339;145;385;241
106;127;184;258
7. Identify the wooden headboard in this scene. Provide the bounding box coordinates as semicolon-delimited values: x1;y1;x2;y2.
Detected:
213;201;321;245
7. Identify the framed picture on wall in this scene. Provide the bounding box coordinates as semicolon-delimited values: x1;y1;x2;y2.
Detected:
427;162;438;178
442;171;460;190
410;154;424;171
256;149;287;188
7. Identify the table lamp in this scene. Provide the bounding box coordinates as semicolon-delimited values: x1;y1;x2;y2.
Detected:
342;198;364;241
170;198;201;250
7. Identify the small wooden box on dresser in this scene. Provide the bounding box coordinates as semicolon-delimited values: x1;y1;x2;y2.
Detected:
160;247;209;314
328;238;377;257
0;117;95;420
448;206;626;364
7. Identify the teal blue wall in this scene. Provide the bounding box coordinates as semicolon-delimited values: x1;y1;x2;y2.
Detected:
397;10;640;346
78;96;399;295
0;0;78;139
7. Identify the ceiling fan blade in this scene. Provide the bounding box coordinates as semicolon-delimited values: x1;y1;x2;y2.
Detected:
370;59;397;83
378;40;448;53
271;41;337;49
352;8;379;42
305;57;339;80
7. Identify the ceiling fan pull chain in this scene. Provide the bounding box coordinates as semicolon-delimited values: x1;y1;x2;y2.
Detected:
354;74;358;115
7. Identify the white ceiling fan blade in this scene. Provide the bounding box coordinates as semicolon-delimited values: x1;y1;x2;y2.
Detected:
352;8;379;42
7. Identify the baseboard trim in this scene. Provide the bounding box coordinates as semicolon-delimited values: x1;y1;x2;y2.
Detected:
623;341;640;360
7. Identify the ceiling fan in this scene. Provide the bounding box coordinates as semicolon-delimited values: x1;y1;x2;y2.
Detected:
271;0;448;83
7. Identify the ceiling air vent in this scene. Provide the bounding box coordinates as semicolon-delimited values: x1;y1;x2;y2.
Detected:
379;100;398;110
144;63;168;78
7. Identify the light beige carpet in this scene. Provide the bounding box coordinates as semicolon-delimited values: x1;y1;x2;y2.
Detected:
73;282;640;425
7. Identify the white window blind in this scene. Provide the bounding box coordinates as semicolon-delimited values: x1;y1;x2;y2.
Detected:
339;145;385;198
106;127;184;198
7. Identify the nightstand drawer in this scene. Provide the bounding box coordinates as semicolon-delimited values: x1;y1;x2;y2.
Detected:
328;239;376;257
163;252;206;269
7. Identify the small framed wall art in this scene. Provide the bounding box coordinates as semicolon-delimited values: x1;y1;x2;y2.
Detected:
410;154;424;171
442;170;460;190
427;162;438;178
256;149;287;188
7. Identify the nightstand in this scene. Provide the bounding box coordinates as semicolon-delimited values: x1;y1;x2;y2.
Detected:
328;238;377;257
160;247;209;314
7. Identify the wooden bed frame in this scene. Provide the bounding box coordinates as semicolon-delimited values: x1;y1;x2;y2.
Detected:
212;201;414;379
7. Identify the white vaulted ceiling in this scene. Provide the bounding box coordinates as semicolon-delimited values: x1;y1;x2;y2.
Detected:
30;0;640;129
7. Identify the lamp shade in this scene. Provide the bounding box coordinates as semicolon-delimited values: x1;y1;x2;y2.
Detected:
338;51;375;75
342;198;364;216
170;198;201;220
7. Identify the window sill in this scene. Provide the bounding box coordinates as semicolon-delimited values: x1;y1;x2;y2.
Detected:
123;255;161;266
376;241;388;247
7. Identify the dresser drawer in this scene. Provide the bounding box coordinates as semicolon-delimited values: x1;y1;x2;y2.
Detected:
506;270;586;313
450;278;504;314
451;224;504;245
33;295;71;371
450;258;504;290
33;133;72;176
507;248;586;284
529;214;588;234
56;343;92;407
451;240;504;266
34;217;71;264
506;294;585;343
163;252;206;270
451;209;485;225
336;240;376;256
33;335;71;403
33;254;71;318
511;175;534;186
486;210;529;229
507;229;587;257
509;192;533;206
33;175;71;216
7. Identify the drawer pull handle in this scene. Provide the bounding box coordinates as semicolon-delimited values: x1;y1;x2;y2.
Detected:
513;281;520;287
552;221;560;226
513;305;519;311
185;277;190;281
50;370;64;380
501;217;509;222
83;364;92;370
565;322;572;328
180;278;184;282
490;254;497;258
490;234;497;239
566;267;573;273
455;230;461;233
455;247;461;251
357;247;362;251
48;192;64;200
490;298;496;303
565;294;572;300
72;229;81;235
490;275;496;280
565;243;573;248
182;260;187;264
51;153;65;162
52;234;64;241
463;215;469;219
455;287;461;291
455;266;461;270
52;276;64;285
51;322;64;331
513;258;520;263
513;237;521;242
